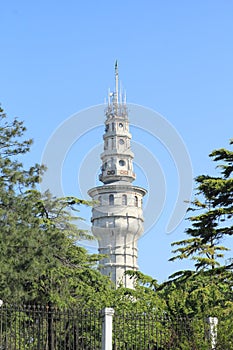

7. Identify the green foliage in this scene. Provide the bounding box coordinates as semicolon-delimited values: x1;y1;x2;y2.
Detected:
160;139;233;347
109;270;165;313
0;106;112;307
160;269;233;317
217;305;233;349
170;139;233;271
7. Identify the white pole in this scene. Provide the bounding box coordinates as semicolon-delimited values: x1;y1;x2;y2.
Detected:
101;307;114;350
207;317;218;349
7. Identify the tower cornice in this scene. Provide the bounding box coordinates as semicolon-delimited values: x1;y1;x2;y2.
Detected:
88;183;147;198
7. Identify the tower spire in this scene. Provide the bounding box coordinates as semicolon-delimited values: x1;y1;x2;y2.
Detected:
115;60;119;105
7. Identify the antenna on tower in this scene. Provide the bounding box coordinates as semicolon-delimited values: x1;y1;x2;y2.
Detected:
120;81;122;105
108;88;111;106
124;90;127;104
115;60;119;105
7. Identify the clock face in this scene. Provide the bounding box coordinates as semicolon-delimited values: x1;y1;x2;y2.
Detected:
119;159;125;166
119;123;123;128
119;139;124;145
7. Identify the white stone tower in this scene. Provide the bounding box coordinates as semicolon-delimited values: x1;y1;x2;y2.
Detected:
88;62;147;288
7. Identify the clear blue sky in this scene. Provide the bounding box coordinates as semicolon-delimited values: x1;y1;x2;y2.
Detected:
1;1;233;282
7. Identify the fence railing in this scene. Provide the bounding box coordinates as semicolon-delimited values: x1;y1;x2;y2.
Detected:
113;311;211;350
0;304;225;349
0;304;102;350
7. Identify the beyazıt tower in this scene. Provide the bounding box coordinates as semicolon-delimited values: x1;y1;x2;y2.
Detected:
88;62;147;288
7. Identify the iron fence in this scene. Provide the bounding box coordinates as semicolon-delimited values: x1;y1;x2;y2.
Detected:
0;304;102;350
113;311;209;350
0;304;230;349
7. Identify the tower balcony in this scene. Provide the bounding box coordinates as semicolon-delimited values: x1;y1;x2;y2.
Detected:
99;169;136;183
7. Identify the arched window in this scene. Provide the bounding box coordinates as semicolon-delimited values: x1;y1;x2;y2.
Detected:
98;196;102;205
109;194;114;205
134;196;138;207
122;194;127;205
112;122;115;131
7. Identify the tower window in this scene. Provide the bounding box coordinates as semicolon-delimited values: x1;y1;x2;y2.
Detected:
119;159;125;166
122;194;127;205
105;124;109;132
112;123;115;131
104;139;108;150
106;219;114;228
134;196;138;207
109;194;114;205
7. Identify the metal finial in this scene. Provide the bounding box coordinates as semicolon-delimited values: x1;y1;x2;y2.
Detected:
115;60;119;104
124;90;127;104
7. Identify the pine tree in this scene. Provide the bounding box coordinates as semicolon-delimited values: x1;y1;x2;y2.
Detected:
162;140;233;321
169;139;233;271
0;106;112;307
